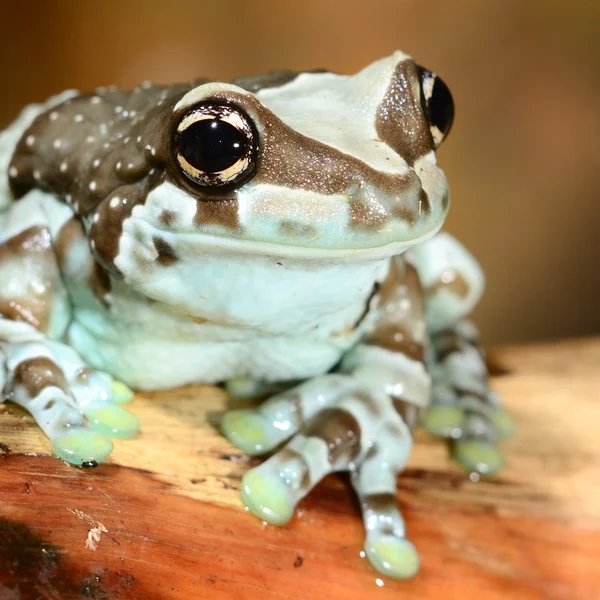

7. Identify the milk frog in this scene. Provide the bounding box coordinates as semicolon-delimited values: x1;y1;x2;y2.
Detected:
0;51;514;579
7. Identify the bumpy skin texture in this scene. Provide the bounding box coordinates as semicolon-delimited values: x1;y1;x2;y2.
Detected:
0;51;513;579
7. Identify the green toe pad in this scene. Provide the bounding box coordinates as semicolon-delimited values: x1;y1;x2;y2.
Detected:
241;468;295;525
365;534;420;579
421;405;463;437
454;439;504;475
111;380;134;404
222;410;271;455
86;405;140;438
52;431;114;466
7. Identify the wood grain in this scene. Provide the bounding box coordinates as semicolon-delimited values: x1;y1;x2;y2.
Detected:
1;338;599;600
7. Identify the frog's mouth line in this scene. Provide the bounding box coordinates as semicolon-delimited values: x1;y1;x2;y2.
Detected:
141;221;444;262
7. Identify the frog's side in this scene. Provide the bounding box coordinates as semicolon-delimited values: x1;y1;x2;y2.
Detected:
0;51;514;580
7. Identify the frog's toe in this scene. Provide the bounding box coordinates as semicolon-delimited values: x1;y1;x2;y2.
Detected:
453;439;504;475
84;404;140;439
222;409;279;455
365;534;420;580
421;404;463;437
110;380;134;404
491;408;516;439
52;430;114;466
241;467;296;525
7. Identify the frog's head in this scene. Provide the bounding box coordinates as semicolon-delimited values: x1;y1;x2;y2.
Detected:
126;50;453;260
111;51;454;330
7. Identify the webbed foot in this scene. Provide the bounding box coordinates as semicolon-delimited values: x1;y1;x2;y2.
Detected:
222;375;420;579
4;340;138;466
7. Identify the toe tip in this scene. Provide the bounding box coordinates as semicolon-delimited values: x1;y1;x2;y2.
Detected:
241;468;295;526
365;535;420;579
454;439;504;475
222;410;271;455
87;405;140;439
52;431;114;466
421;405;463;437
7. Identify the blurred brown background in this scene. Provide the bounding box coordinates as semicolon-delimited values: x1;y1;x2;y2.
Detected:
1;0;599;345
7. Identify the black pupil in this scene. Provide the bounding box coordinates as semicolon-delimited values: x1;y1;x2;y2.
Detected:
429;77;454;136
179;117;248;173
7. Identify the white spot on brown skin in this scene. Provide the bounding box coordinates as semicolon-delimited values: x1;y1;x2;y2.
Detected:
49;111;59;121
8;166;18;178
33;170;41;180
53;139;62;149
90;96;101;104
60;162;68;173
93;158;101;168
109;197;120;208
93;213;100;223
89;181;97;192
26;135;35;147
86;136;96;143
74;114;84;123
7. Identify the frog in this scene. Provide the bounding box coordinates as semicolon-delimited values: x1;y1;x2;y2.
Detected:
0;50;514;580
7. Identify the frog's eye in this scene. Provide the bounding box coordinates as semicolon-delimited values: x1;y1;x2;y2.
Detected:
174;102;258;189
417;66;454;148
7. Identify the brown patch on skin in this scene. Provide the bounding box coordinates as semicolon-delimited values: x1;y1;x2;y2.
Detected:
159;209;177;228
376;59;433;167
303;408;361;465
278;220;318;239
366;258;427;362
361;493;399;534
152;236;178;266
425;269;471;301
347;199;388;232
193;197;241;230
0;226;56;332
418;188;431;215
12;357;68;398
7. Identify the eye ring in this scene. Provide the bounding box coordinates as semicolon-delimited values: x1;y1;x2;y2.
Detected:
174;101;258;190
417;66;454;148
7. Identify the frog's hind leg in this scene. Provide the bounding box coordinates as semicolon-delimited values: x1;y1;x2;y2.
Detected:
407;233;514;476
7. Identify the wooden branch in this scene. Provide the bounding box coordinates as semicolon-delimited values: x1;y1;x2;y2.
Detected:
1;338;599;599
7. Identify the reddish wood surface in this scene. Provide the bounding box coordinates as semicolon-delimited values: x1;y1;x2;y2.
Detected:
1;338;599;600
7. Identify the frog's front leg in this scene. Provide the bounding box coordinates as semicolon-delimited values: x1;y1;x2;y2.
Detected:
0;194;138;465
223;373;421;579
408;233;515;475
222;258;428;579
